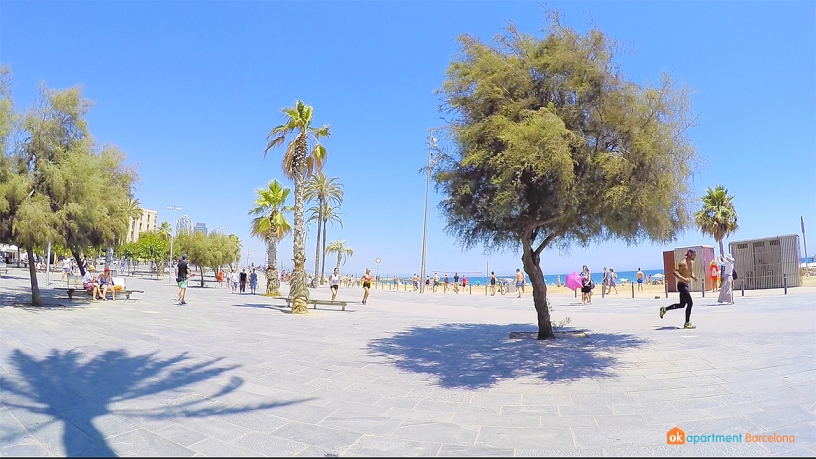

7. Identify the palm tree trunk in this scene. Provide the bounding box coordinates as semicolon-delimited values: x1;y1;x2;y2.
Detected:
266;237;280;296
320;216;328;284
312;202;322;287
718;239;724;257
289;138;310;313
335;252;342;274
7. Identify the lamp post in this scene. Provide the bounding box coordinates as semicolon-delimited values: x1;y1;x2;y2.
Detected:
419;130;437;293
167;205;181;283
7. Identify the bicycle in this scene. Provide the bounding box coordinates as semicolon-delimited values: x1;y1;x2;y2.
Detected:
497;281;507;295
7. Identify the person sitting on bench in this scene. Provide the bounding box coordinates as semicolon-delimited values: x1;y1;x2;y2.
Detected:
98;268;115;301
82;266;102;300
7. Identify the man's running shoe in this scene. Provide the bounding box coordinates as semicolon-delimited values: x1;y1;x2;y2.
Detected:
683;322;696;329
659;307;665;319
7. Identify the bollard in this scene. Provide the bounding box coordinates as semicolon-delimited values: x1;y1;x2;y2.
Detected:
784;274;787;294
601;283;605;298
701;279;705;298
631;281;635;299
741;278;744;297
574;289;577;299
664;280;668;298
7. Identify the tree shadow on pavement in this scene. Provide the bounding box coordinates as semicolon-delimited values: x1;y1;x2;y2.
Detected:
1;349;313;456
367;323;646;389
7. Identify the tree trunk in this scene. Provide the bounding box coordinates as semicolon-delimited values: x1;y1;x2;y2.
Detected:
199;265;205;287
266;237;280;296
320;216;328;284
26;246;42;306
311;202;322;288
335;252;342;274
521;235;553;339
72;250;86;277
717;238;724;257
289;137;310;313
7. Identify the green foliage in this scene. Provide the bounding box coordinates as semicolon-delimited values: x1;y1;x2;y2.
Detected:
434;13;698;338
694;185;738;256
136;231;169;278
324;239;353;274
175;231;240;286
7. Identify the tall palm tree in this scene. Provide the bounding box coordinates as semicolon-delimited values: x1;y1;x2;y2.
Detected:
325;240;353;274
694;185;739;256
264;100;330;314
304;172;343;286
248;180;292;296
307;202;344;284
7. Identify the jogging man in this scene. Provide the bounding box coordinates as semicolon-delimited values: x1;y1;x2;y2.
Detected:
660;248;698;329
175;254;191;305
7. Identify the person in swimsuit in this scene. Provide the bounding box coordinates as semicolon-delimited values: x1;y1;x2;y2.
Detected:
609;268;618;294
660;248;698;329
636;268;644;292
361;268;373;304
330;267;340;300
514;269;525;298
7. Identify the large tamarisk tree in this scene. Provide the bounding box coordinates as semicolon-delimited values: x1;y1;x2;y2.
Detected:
434;14;697;339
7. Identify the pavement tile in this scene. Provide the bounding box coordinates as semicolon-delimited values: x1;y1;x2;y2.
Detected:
437;444;516;456
515;447;605;456
476;426;574;449
451;410;540;428
318;413;403;436
187;437;260;457
390;420;479;445
384;407;455;423
268;420;363;449
500;405;558;416
107;428;195;456
558;404;615;416
0;439;52;457
593;414;648;427
343;434;442;456
153;423;211;447
539;415;597;428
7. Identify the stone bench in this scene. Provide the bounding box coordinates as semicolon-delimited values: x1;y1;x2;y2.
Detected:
273;297;348;311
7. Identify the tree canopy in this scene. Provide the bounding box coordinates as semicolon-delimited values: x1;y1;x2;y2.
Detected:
434;13;698;338
694;185;738;256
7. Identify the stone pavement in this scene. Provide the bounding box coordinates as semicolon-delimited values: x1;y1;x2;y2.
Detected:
1;268;814;457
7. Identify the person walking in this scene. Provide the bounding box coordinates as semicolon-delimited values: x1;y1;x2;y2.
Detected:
249;268;258;294
636;268;644;292
601;267;610;295
717;253;735;304
660;248;698;329
412;273;419;291
230;269;239;294
609;268;618;294
361;268;373;304
61;255;73;285
514;269;525;298
239;269;247;293
490;271;497;296
580;265;593;304
330;267;340;300
175;254;191;305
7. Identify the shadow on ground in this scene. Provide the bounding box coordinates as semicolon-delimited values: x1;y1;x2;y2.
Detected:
1;349;312;456
367;323;646;389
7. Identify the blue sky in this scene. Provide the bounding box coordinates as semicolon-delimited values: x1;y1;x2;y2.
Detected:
2;1;814;277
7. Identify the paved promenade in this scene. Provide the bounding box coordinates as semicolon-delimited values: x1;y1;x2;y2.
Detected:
1;268;814;456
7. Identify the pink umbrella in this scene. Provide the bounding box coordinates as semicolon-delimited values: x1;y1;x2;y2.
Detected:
565;272;583;291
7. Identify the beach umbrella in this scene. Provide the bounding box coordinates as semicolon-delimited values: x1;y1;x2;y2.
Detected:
652;273;665;279
565;272;583;291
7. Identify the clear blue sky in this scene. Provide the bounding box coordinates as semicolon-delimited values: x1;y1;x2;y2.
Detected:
2;1;814;277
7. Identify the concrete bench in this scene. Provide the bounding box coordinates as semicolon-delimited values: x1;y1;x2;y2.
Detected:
273;297;348;311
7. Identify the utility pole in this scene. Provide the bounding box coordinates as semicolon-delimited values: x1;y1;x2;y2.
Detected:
419;129;437;293
802;216;809;264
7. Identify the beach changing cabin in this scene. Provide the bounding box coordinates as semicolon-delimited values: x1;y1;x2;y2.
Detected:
728;235;801;289
662;245;715;293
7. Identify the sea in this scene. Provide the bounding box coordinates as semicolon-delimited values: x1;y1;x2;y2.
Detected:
389;269;665;286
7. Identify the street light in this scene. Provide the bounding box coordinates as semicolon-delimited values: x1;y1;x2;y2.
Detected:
167;205;182;282
419;130;437;293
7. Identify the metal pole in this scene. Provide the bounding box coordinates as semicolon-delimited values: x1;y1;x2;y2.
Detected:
741;278;745;297
419;131;433;294
167;205;181;284
783;274;787;295
664;279;668;298
45;242;51;285
631;281;634;299
801;216;809;266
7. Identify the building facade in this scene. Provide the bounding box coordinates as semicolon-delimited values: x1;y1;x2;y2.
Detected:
126;208;158;243
194;222;208;235
177;215;193;234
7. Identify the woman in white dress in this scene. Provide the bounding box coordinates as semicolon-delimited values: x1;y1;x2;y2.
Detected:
717;254;735;304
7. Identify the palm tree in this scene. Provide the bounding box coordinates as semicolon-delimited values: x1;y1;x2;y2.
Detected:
304;172;343;285
694;185;739;256
264;100;330;314
325;240;353;274
307;202;344;284
248;180;292;296
157;221;172;240
125;198;143;222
